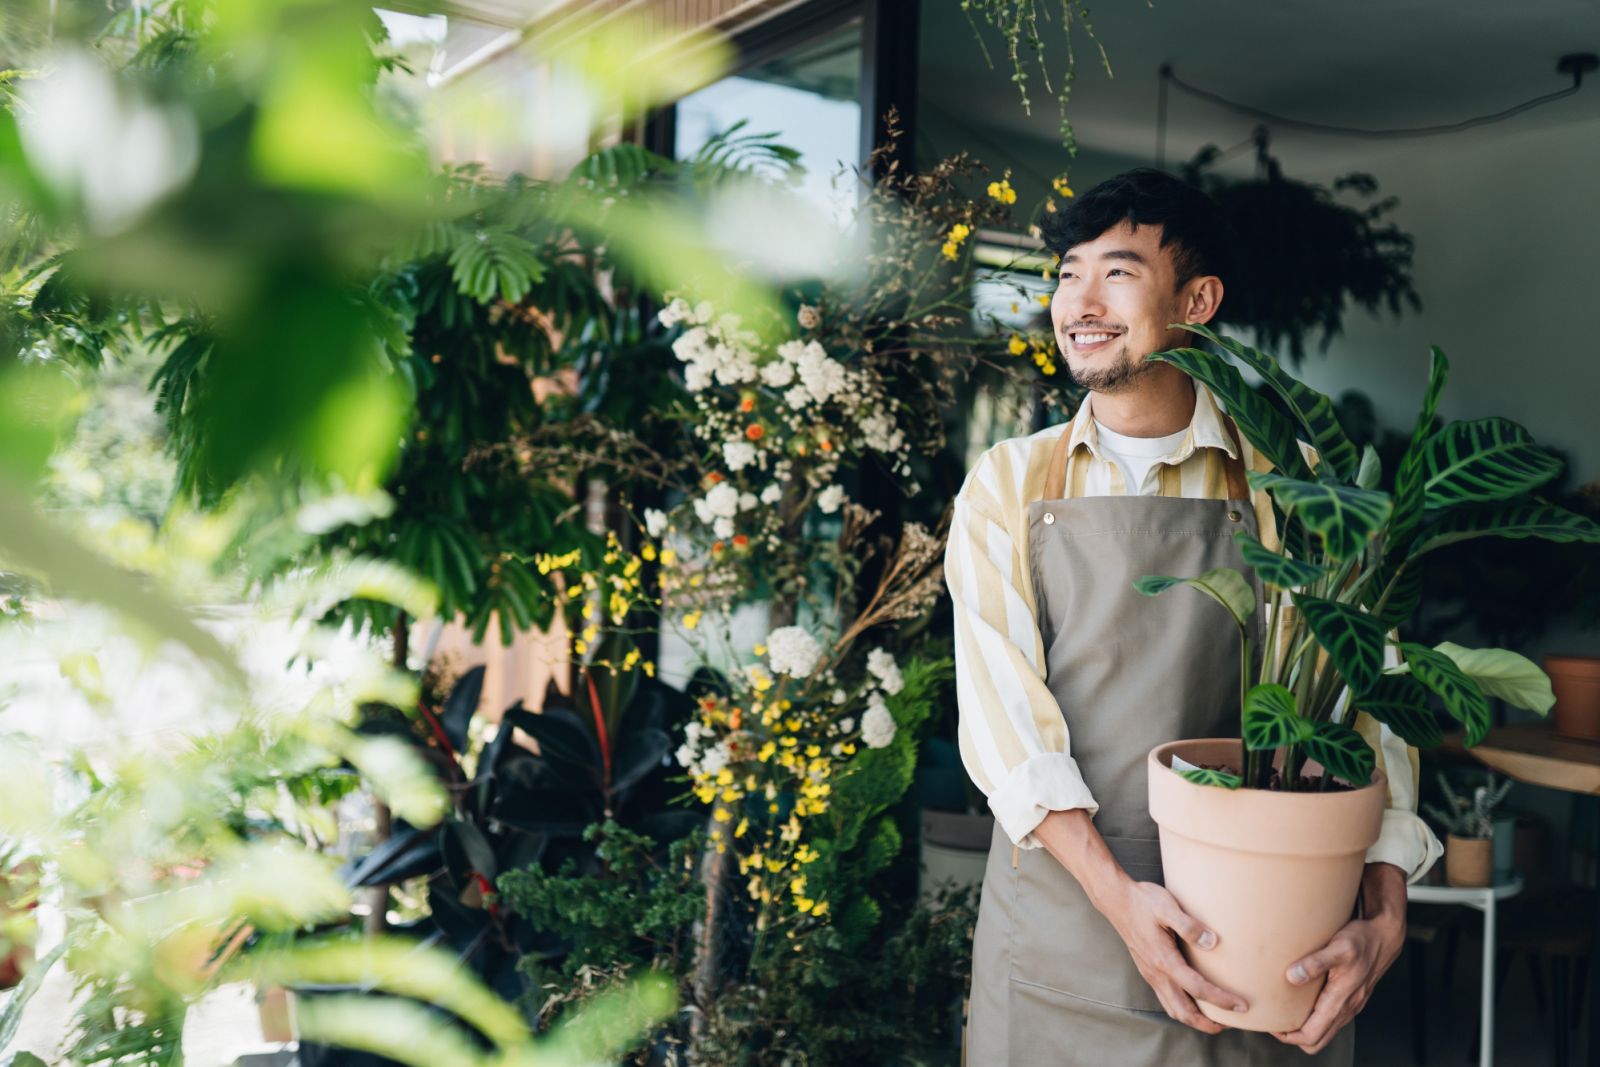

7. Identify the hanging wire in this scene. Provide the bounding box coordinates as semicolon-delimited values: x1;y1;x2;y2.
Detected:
1157;57;1594;162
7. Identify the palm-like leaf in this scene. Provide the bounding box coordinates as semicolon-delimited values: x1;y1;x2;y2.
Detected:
1353;674;1441;748
1302;720;1376;786
1409;502;1600;558
1145;347;1314;482
1422;417;1562;507
1388;345;1449;552
1248;472;1394;561
1235;531;1327;590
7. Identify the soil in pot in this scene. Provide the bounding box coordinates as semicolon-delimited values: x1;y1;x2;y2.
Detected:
1148;739;1386;1034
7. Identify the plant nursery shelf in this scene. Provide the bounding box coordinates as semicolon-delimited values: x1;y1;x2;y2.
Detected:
1447;723;1600;795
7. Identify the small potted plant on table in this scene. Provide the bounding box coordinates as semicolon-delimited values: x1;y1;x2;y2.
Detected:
1424;772;1513;887
1137;325;1600;1032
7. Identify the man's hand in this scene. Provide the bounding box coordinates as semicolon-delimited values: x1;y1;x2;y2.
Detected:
1274;862;1407;1054
1034;809;1246;1034
1100;878;1250;1034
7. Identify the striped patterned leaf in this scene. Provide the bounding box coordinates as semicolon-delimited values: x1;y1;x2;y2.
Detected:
1354;674;1442;748
1243;683;1312;752
1248;472;1394;561
1294;595;1387;695
1362;559;1424;629
1410;502;1600;558
1234;531;1327;590
1179;767;1243;789
1134;567;1256;630
1303;720;1376;786
1423;417;1562;507
1402;643;1491;746
1389;346;1449;552
1434;642;1555;715
1179;323;1359;484
1145;347;1314;482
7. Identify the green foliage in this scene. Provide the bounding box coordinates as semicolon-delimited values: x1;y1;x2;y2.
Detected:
1134;567;1255;632
1401;642;1491;746
1242;684;1310;752
1235;531;1326;590
1247;472;1393;562
1301;719;1376;787
1179;767;1243;789
496;823;705;992
1293;595;1386;696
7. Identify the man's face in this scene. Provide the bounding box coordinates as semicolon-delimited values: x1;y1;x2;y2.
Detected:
1049;219;1191;395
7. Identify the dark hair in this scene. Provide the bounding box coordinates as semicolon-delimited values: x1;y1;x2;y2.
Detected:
1037;167;1235;289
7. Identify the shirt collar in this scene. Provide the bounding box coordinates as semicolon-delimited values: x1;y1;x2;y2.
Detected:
1065;380;1239;464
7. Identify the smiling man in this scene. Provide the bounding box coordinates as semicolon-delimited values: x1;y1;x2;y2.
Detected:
947;168;1440;1064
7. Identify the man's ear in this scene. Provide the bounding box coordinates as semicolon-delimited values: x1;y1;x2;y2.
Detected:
1182;276;1225;325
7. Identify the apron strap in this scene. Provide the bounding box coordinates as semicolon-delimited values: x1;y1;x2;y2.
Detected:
1041;412;1253;501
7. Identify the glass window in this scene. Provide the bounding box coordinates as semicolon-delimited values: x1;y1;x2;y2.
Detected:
674;22;864;224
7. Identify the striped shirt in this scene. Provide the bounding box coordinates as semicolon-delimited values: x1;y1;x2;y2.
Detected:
945;381;1441;881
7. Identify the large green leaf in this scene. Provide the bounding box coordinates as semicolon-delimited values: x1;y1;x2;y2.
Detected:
1422;417;1562;507
1402;643;1491;745
1294;595;1387;695
1433;642;1555;715
1133;567;1256;630
1179;323;1358;484
1303;720;1376;786
1354;674;1442;748
1234;531;1327;590
1362;558;1424;629
1242;684;1312;752
1410;502;1600;558
1145;347;1314;482
1179;767;1243;789
1389;346;1449;551
1248;472;1394;561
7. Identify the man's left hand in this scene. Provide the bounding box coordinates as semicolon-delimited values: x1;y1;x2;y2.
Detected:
1274;862;1408;1055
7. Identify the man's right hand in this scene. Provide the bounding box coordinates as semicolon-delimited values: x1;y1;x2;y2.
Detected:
1034;809;1247;1034
1098;877;1249;1034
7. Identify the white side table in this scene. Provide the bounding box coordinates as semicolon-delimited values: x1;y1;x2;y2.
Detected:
1406;874;1524;1067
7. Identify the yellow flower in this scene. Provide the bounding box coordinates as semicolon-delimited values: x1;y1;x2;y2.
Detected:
805;744;821;758
812;900;829;918
754;643;767;656
950;222;971;241
716;768;734;786
735;817;749;838
1007;335;1027;356
641;543;657;561
1036;293;1050;306
796;898;815;914
643;661;655;677
766;858;784;873
682;611;702;631
941;241;959;261
758;741;777;762
574;639;588;654
660;548;677;565
694;785;716;805
1052;176;1074;198
713;807;732;823
986;178;1017;205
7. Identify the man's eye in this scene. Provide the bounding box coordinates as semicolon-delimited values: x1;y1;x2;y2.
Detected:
1058;272;1075;281
1108;268;1129;277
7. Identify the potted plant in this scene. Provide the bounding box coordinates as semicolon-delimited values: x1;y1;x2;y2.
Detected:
1424;772;1513;887
1136;324;1600;1032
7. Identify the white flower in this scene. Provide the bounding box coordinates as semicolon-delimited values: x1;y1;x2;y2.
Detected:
797;304;821;329
784;385;812;410
831;688;847;705
694;300;714;322
866;648;904;695
760;483;783;505
700;743;729;777
861;410;905;454
684;362;714;392
738;492;758;511
658;297;691;327
675;741;695;768
713;516;735;539
767;625;823;677
723;440;757;472
837;716;855;733
776;339;808;363
761;360;796;388
693;483;740;525
817;485;846;514
861;700;896;749
643;508;669;538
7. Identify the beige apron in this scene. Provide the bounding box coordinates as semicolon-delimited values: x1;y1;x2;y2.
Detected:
964;422;1354;1066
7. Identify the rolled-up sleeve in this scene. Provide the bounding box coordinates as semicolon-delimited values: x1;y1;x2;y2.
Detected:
946;445;1097;849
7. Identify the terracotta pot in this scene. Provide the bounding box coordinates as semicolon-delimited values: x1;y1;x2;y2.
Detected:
1445;834;1494;888
1548;655;1600;741
1148;739;1386;1033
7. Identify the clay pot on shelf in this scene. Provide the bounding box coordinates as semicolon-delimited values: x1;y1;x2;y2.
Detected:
1547;654;1600;741
1147;739;1385;1034
1445;833;1494;888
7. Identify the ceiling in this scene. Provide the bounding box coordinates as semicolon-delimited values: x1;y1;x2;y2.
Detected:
918;0;1600;174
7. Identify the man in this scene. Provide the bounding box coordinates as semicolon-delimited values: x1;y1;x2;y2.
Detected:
947;168;1441;1064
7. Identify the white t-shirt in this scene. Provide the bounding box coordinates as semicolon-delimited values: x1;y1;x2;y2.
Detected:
1092;420;1189;495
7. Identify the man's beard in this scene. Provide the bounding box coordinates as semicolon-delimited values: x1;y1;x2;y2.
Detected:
1066;342;1155;394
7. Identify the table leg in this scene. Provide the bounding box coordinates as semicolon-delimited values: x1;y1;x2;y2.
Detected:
1481;894;1495;1067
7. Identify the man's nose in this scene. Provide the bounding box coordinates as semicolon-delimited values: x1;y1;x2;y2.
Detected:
1062;281;1108;323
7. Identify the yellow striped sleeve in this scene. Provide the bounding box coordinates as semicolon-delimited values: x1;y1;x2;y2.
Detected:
946;432;1099;848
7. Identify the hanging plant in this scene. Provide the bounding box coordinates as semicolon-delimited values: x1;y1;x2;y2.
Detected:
1182;129;1422;363
960;0;1112;154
